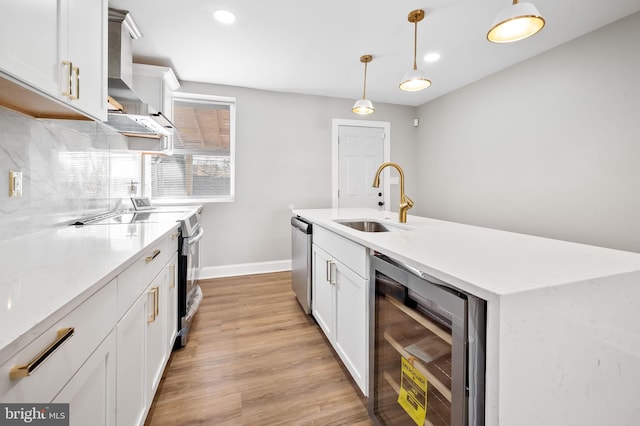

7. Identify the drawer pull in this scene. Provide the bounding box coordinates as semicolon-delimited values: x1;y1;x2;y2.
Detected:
10;327;75;380
146;249;161;262
171;232;180;240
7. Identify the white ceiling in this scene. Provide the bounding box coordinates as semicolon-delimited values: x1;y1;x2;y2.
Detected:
108;0;640;107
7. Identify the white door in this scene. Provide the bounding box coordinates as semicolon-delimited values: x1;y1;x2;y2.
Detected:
337;125;385;209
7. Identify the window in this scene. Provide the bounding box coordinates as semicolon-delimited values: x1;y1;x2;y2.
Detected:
143;93;235;203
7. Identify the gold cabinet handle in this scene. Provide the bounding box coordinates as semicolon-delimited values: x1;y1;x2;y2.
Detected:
62;61;73;97
70;66;79;100
10;327;75;380
154;286;159;318
170;232;179;240
169;264;176;289
146;249;161;262
147;286;159;323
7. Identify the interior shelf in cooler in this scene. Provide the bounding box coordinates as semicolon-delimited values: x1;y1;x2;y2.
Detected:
386;295;452;345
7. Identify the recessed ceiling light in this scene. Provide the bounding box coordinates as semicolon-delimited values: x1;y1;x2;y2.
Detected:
424;52;441;63
213;9;236;24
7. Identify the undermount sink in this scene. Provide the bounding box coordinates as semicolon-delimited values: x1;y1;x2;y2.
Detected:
335;220;408;233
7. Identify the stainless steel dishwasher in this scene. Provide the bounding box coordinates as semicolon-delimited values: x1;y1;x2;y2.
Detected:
291;216;312;314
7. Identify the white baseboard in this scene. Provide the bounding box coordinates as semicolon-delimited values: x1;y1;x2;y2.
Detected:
200;259;292;279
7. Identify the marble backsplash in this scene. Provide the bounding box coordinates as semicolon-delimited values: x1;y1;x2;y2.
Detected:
0;106;141;241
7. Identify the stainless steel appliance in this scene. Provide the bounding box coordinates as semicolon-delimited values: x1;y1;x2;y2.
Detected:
369;253;486;426
70;206;204;348
291;216;312;314
177;213;203;347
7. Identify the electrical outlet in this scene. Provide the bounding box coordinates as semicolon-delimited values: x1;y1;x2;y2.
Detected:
9;170;22;197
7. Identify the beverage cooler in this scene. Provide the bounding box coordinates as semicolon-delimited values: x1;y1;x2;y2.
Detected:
369;254;487;426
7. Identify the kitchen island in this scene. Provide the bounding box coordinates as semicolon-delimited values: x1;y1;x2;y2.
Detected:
294;208;640;426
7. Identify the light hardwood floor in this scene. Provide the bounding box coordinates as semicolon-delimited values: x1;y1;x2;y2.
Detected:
145;272;373;425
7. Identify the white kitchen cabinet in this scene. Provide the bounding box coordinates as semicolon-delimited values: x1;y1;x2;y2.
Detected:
312;226;369;396
116;288;147;426
116;270;169;426
116;231;178;426
145;268;168;408
128;64;180;153
53;330;116;426
0;0;107;121
0;279;117;404
312;245;334;341
62;0;108;120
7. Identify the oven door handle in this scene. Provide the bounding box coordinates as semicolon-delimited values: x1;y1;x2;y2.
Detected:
186;227;204;246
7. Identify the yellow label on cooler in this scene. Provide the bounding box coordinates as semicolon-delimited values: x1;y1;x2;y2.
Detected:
398;357;428;426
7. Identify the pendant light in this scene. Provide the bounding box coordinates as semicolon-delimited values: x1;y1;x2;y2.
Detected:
352;55;375;115
399;9;431;92
487;0;545;43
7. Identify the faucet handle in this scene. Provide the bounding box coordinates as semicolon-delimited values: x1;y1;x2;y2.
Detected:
403;194;415;209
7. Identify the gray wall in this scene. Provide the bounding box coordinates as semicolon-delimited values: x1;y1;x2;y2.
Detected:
415;12;640;253
177;82;417;271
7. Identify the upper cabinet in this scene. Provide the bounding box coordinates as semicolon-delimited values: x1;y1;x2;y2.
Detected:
0;0;108;121
132;64;180;117
127;63;180;153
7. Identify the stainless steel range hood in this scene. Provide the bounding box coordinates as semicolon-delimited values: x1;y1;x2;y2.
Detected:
106;8;171;140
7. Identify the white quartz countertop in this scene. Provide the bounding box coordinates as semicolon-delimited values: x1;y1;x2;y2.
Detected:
0;218;183;364
293;208;640;300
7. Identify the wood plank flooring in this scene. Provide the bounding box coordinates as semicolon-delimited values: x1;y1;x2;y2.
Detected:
145;272;373;425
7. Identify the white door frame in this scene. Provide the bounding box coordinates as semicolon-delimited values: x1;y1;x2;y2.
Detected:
332;119;391;209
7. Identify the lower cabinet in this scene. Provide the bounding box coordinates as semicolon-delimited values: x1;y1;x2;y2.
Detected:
116;291;148;426
0;228;179;426
145;265;168;408
312;226;369;396
53;330;116;426
0;278;117;405
117;248;176;426
312;245;334;341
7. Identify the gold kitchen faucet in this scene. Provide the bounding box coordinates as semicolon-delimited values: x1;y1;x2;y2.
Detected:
372;162;414;223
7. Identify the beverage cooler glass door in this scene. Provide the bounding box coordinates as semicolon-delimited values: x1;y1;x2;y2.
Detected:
369;254;486;426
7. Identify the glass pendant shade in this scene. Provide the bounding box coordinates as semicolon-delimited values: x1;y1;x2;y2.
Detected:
352;98;375;115
487;1;545;43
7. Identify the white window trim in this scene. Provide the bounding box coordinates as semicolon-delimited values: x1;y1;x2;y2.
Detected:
144;92;236;205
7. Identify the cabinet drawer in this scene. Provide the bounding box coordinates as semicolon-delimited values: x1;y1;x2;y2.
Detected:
314;226;369;278
0;279;117;403
117;231;178;319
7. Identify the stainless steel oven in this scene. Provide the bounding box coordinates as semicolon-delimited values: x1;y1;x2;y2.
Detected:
370;253;486;426
176;215;203;347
